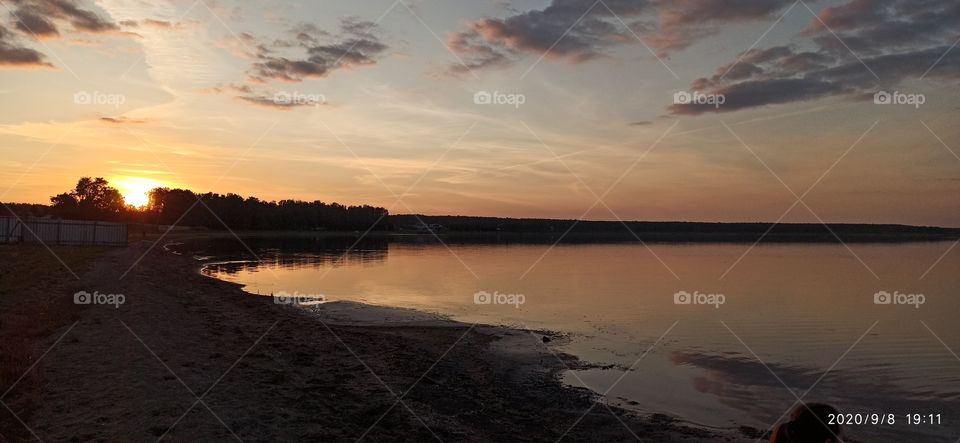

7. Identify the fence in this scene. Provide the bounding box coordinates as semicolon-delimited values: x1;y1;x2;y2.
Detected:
0;217;127;246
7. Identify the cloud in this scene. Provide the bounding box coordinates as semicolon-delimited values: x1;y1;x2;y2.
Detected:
690;46;834;90
3;0;128;65
119;19;177;30
804;0;959;55
99;116;147;124
446;29;512;73
11;9;59;38
446;0;811;73
9;0;120;36
204;81;330;112
448;0;652;73
649;0;798;55
235;94;324;110
804;0;881;32
247;18;388;83
670;78;844;115
672;45;960;115
814;45;960;85
199;83;254;95
670;0;960;115
142;19;175;29
0;24;52;67
656;0;797;27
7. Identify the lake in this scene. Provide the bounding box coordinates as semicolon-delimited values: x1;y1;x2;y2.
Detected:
179;235;959;441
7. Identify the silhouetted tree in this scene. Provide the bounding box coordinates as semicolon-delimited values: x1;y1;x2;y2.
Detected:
50;177;126;221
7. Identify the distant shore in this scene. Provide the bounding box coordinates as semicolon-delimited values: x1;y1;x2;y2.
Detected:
23;243;758;441
143;224;960;247
392;216;960;243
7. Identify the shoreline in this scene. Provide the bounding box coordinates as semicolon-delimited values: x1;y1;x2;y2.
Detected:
195;247;761;440
25;243;758;441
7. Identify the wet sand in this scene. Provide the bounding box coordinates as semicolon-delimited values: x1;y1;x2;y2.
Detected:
27;244;756;441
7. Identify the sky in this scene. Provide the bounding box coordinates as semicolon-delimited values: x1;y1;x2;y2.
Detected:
0;0;958;226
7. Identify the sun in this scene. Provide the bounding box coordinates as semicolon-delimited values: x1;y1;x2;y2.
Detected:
114;177;165;208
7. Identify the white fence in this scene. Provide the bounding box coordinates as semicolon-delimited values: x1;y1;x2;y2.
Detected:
0;217;127;246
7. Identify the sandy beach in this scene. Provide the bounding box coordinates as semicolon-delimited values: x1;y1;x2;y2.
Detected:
1;243;760;442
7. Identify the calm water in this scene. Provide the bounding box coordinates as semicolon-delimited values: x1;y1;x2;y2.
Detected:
184;236;960;441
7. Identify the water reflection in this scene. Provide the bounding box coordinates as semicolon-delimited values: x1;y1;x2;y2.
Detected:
175;235;390;276
189;236;960;441
668;351;953;441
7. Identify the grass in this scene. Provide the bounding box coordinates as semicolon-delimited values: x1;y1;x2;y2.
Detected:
0;245;105;442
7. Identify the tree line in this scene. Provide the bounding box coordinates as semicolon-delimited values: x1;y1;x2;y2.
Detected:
2;177;389;231
145;188;388;231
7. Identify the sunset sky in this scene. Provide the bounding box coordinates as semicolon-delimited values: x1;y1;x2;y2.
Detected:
1;0;958;226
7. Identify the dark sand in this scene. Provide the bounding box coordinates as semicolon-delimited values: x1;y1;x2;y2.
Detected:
26;244;755;442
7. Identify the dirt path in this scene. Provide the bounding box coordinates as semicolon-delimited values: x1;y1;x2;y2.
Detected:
28;244;753;442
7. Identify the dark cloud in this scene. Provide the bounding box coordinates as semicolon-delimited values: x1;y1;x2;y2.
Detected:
282;23;328;47
235;94;323;110
650;0;798;55
806;0;959;38
141;19;176;29
804;0;882;32
670;78;844;115
657;0;797;27
248;18;388;83
3;0;130;68
448;0;653;73
447;29;512;73
447;0;807;73
117;18;176;31
671;0;960;115
9;0;120;36
12;10;58;38
804;0;960;56
251;58;331;82
200;83;255;95
99;116;147;124
0;24;52;67
813;45;960;86
691;46;835;90
673;45;960;115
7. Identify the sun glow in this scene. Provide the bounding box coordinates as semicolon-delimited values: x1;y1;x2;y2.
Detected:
114;177;165;208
